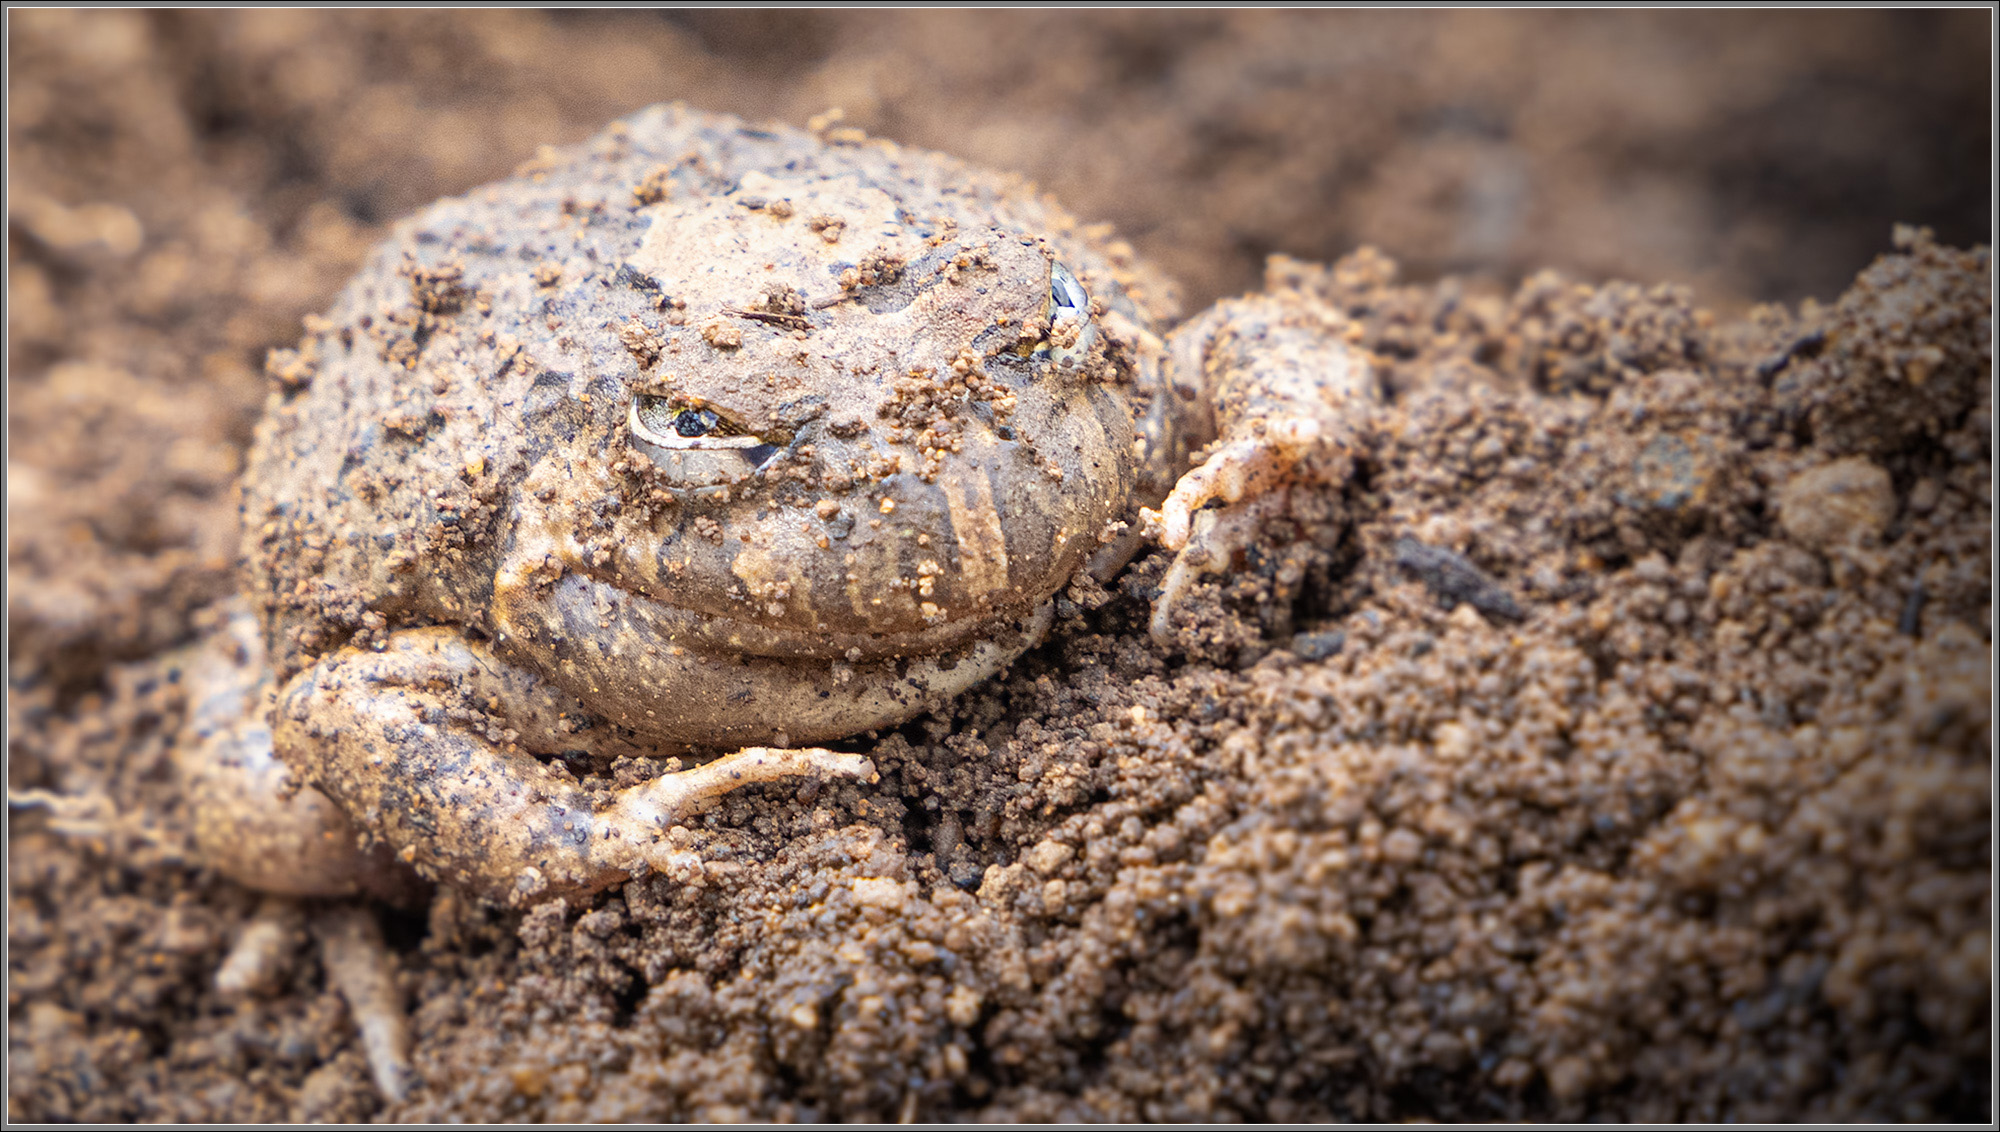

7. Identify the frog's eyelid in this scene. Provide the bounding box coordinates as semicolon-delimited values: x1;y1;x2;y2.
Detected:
627;396;767;450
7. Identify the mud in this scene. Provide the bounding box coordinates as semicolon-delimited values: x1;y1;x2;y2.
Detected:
8;10;1990;1122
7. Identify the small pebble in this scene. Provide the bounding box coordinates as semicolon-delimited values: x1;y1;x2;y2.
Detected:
1777;457;1894;551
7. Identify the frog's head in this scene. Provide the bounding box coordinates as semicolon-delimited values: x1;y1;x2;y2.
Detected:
503;171;1139;667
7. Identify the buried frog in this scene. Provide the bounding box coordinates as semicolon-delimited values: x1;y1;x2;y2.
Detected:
181;103;1376;1098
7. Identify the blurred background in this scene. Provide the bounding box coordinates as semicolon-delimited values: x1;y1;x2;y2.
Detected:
5;8;1992;685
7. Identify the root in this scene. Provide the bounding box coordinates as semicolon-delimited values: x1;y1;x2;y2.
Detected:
215;897;303;997
316;904;414;1104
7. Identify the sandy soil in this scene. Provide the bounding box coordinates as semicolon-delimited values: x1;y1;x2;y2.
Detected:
8;10;1990;1121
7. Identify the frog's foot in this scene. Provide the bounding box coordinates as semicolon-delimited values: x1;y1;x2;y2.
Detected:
581;746;877;890
274;629;878;905
515;746;876;905
1144;421;1325;553
1146;488;1293;642
1144;290;1377;645
8;788;162;851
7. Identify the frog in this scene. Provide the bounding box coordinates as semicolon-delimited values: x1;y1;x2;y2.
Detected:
179;102;1377;1100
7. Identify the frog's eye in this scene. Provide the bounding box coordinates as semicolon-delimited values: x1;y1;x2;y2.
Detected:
1040;261;1100;371
1050;262;1090;318
628;394;781;484
670;407;723;438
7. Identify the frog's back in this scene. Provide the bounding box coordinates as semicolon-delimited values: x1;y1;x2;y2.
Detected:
242;104;1178;677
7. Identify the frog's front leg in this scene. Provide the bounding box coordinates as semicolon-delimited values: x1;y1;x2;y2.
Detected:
271;628;875;905
1144;285;1378;642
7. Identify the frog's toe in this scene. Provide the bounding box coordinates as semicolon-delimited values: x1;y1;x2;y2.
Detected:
608;747;877;833
594;747;879;887
1141;410;1333;645
1143;418;1325;552
1147;488;1292;643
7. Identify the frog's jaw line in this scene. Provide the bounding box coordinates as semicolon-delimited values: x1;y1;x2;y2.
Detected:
494;556;1055;747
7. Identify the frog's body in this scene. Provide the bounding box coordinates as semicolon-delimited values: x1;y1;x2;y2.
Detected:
176;101;1379;1103
185;108;1373;1084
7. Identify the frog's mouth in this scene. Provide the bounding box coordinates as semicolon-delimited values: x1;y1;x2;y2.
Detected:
496;567;1056;749
627;393;784;489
